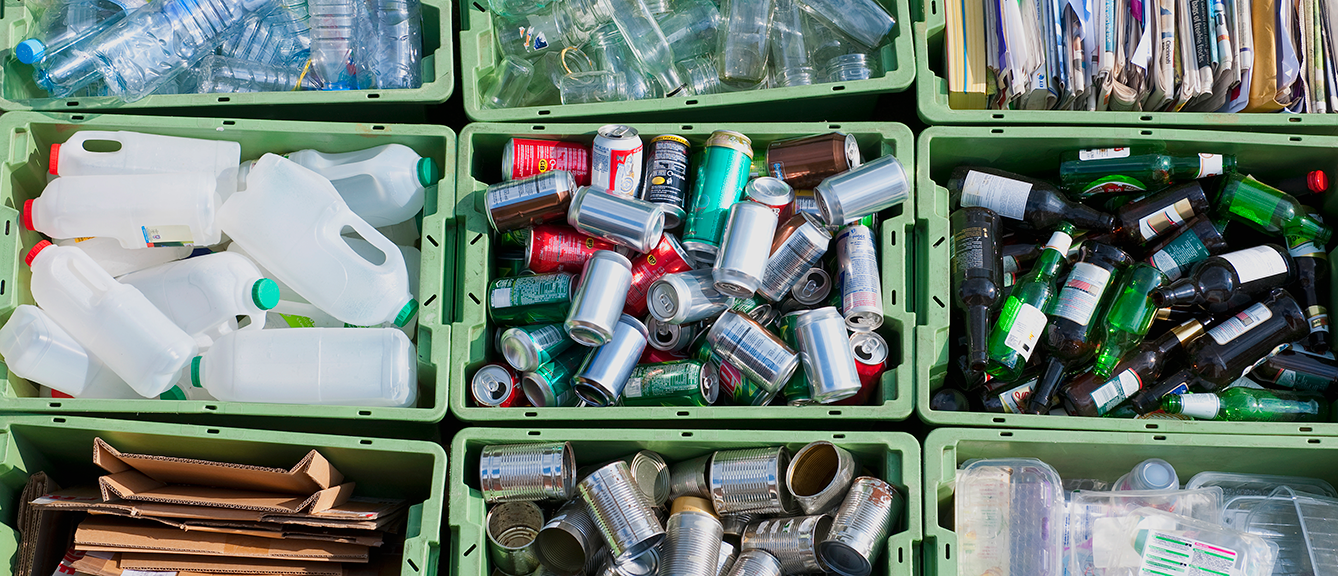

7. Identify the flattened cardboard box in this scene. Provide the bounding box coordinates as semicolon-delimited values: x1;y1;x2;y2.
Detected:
74;517;369;562
32;488;406;532
72;552;346;576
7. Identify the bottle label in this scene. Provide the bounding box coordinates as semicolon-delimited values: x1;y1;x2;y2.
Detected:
1137;198;1195;241
960;171;1031;220
1308;305;1330;333
1208;302;1273;345
1220;246;1288;284
1051;262;1113;326
1081;175;1147;196
1148;230;1210;280
998;379;1037;414
142;225;196;247
1003;302;1048;359
1002;255;1019;274
1092;370;1142;414
280;314;316;328
1289;240;1327;258
1197;153;1226;178
1078;147;1131;161
1271;368;1333;392
952;227;988;275
1044;230;1074;255
1139;530;1238;574
1175;394;1223;419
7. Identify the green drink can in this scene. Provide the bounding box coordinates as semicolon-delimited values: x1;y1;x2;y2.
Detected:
499;323;574;373
777;311;815;406
621;360;719;407
521;347;587;407
683;131;755;262
488;272;574;324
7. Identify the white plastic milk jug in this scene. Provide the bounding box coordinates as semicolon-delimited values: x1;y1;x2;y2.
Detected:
191;327;417;407
26;172;222;249
26;241;198;397
56;236;192;277
0;305;141;398
119;252;280;348
51;130;241;189
218;154;418;328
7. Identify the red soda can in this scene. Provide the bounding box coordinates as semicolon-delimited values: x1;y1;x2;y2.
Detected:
526;224;619;273
624;234;696;317
504;138;592;187
744;177;796;223
838;331;888;406
471;364;527;407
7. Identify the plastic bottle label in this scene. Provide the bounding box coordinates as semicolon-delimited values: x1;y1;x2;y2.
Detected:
1138;530;1237;575
1208;302;1273;345
1148;231;1210;280
280;314;316;328
960;171;1031;220
1051;263;1113;326
1196;153;1226;178
141;225;196;247
1137;198;1195;241
1078;147;1130;161
1092;370;1142;414
1220;246;1288;284
1004;303;1047;359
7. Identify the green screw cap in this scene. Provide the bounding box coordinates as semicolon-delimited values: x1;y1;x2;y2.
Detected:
190;356;204;388
417;158;439;187
252;278;281;310
394;299;419;327
159;386;188;400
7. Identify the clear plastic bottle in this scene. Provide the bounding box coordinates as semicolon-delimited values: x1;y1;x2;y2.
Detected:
220;9;309;68
309;0;363;90
25;241;198;397
194;54;322;93
119;252;280;349
0;304;141;398
365;0;422;89
25;172;222;250
190;328;417;407
15;0;131;65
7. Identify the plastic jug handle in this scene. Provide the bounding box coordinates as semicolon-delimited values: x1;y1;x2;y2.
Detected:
336;215;401;272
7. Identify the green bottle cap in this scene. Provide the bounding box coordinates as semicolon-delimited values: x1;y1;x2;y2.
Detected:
252;278;281;310
159;386;187;401
394;299;419;327
190;356;204;388
417;158;439;187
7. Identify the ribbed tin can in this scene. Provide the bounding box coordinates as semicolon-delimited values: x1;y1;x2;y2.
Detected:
717;540;738;576
720;513;761;539
621;450;671;508
579;461;666;563
818;477;902;576
741;514;833;574
661;503;723;576
669;454;712;500
486;501;544;576
724;550;783;576
709;446;795;515
596;546;661;576
479;441;576;503
787;441;856;515
536;499;602;576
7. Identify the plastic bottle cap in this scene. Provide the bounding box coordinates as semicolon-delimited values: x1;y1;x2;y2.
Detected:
417;158;440;187
21;199;34;232
16;39;45;64
190;356;203;388
48;143;61;175
1310;170;1329;194
394;299;419;327
24;240;52;267
159;386;188;400
252;278;281;310
1140;460;1175;489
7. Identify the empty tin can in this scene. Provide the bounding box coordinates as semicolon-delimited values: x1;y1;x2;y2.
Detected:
504;138;592;186
574;314;651;406
765;132;862;190
596;546;661;576
683;131;755;263
714;201;780;298
613;450;672;508
744;177;796;222
526;223;619;274
661;497;723;576
643;135;692;228
741;514;833;574
621;359;718;407
818;477;902;576
579;461;666;563
626;234;697;318
724;550;783;576
566;250;635;346
535;499;602;576
487;501;544;576
473;363;524;407
501;323;574;373
568;186;666;254
480;441;576;503
787;441;857;515
669;454;712;500
794;307;863;404
792;267;833;306
489;272;575;325
486;170;578;233
649;269;732;325
717;541;738;576
705;311;800;394
721;513;762;540
592;125;644;198
814;154;909;227
835;225;884;332
522;347;588;408
710;446;795;515
758;214;833;302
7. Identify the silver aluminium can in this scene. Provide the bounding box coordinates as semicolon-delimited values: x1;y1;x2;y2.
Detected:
741;514;833;574
567;250;635;346
649;269;731;325
705;311;799;393
647;315;694;352
795;307;863;404
758;213;833;302
724;549;783;576
743;177;795;215
709;446;795;515
792;267;832;306
818;477;902;576
592;124;644;198
787;441;857;515
536;499;603;576
487;501;544;576
574;314;651;406
668;454;712;500
713;201;779;298
835;225;884;332
568;186;666;253
472;363;520;407
479;441;576;503
813;154;909;226
579;461;666;564
850;331;889;367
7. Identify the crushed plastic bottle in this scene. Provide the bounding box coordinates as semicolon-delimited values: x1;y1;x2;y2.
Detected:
309;0;363;89
364;0;422;89
193;54;323;93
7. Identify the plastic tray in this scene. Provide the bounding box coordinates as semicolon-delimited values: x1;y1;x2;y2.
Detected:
449;427;921;576
0;112;456;436
450;121;915;423
458;1;913;122
914;125;1338;435
0;0;453;115
0;414;446;576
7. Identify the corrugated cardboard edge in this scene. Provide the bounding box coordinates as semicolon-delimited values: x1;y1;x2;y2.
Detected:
93;438;342;493
74;518;369;563
119;554;345;576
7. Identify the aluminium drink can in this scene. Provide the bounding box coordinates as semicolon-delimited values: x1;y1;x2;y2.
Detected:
646;315;695;353
592;125;644;198
777;311;815;406
489;272;575;324
837;330;888;406
500;322;574;373
682;131;754;263
625;234;697;318
794;307;862;404
621;360;718;407
504;138;592;186
522;347;588;407
648;269;732;325
743;177;796;223
485;170;578;233
526;224;619;274
713;201;780;299
705;310;799;393
792;267;832;306
472;363;524;407
764;132;862;190
566;250;635;347
835;225;883;332
643;135;691;228
758;214;832;302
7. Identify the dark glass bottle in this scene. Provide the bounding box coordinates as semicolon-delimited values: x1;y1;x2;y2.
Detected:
978;371;1041;413
1187;288;1310;390
1027;242;1133;413
1114;181;1212;245
1058;147;1235;198
1128;368;1200;415
1142;215;1229;281
930;387;972;412
1163;387;1329;422
948;167;1116;232
1150;244;1294;312
1001;242;1040;276
1252;349;1338;395
986;225;1076;381
1217;173;1332;244
1061;319;1206;417
952;208;1003;373
1289;234;1331;353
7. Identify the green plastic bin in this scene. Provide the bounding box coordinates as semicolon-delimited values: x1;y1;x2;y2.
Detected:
923;427;1338;576
448;122;915;423
458;1;914;122
0;112;457;436
0;0;453;114
0;414;446;576
914;125;1338;434
449;427;921;576
913;0;1338;134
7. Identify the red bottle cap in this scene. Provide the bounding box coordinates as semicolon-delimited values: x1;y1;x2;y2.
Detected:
48;143;60;176
1309;170;1328;194
21;199;34;231
25;240;51;266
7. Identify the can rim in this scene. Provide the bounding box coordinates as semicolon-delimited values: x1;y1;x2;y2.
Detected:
651;134;690;146
745;177;796;206
842;133;862;170
849;331;889;365
700;362;719;404
597;124;640;140
472;364;517;406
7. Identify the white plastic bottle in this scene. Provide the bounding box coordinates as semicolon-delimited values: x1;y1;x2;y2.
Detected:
119;252;281;349
26;172;222;249
50;130;241;189
218;154;418;328
26;241;198;397
191;328;417;407
0;305;142;398
56;237;192;277
238;144;437;227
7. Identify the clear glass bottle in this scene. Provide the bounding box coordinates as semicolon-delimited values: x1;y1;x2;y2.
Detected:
587;23;661;100
718;0;774;86
655;0;720;61
559;70;627;103
677;55;726;95
481;54;535;108
769;0;814;86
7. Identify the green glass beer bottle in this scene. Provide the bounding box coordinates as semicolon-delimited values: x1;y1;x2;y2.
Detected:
1058;147;1235;198
1061;319;1205;417
1216;173;1332;244
985;223;1076;381
1162;387;1330;422
1092;263;1170;378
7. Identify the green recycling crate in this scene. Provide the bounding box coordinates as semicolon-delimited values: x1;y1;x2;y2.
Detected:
0;0;453;113
458;1;913;122
449;122;915;423
0;112;457;436
914;125;1338;434
913;0;1338;134
923;427;1338;576
0;414;446;576
449;427;921;576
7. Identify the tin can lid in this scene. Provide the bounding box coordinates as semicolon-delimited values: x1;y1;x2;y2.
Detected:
745;177;796;207
843;133;862;169
472;364;516;406
700;362;720;404
647;279;684;322
500;328;540;373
